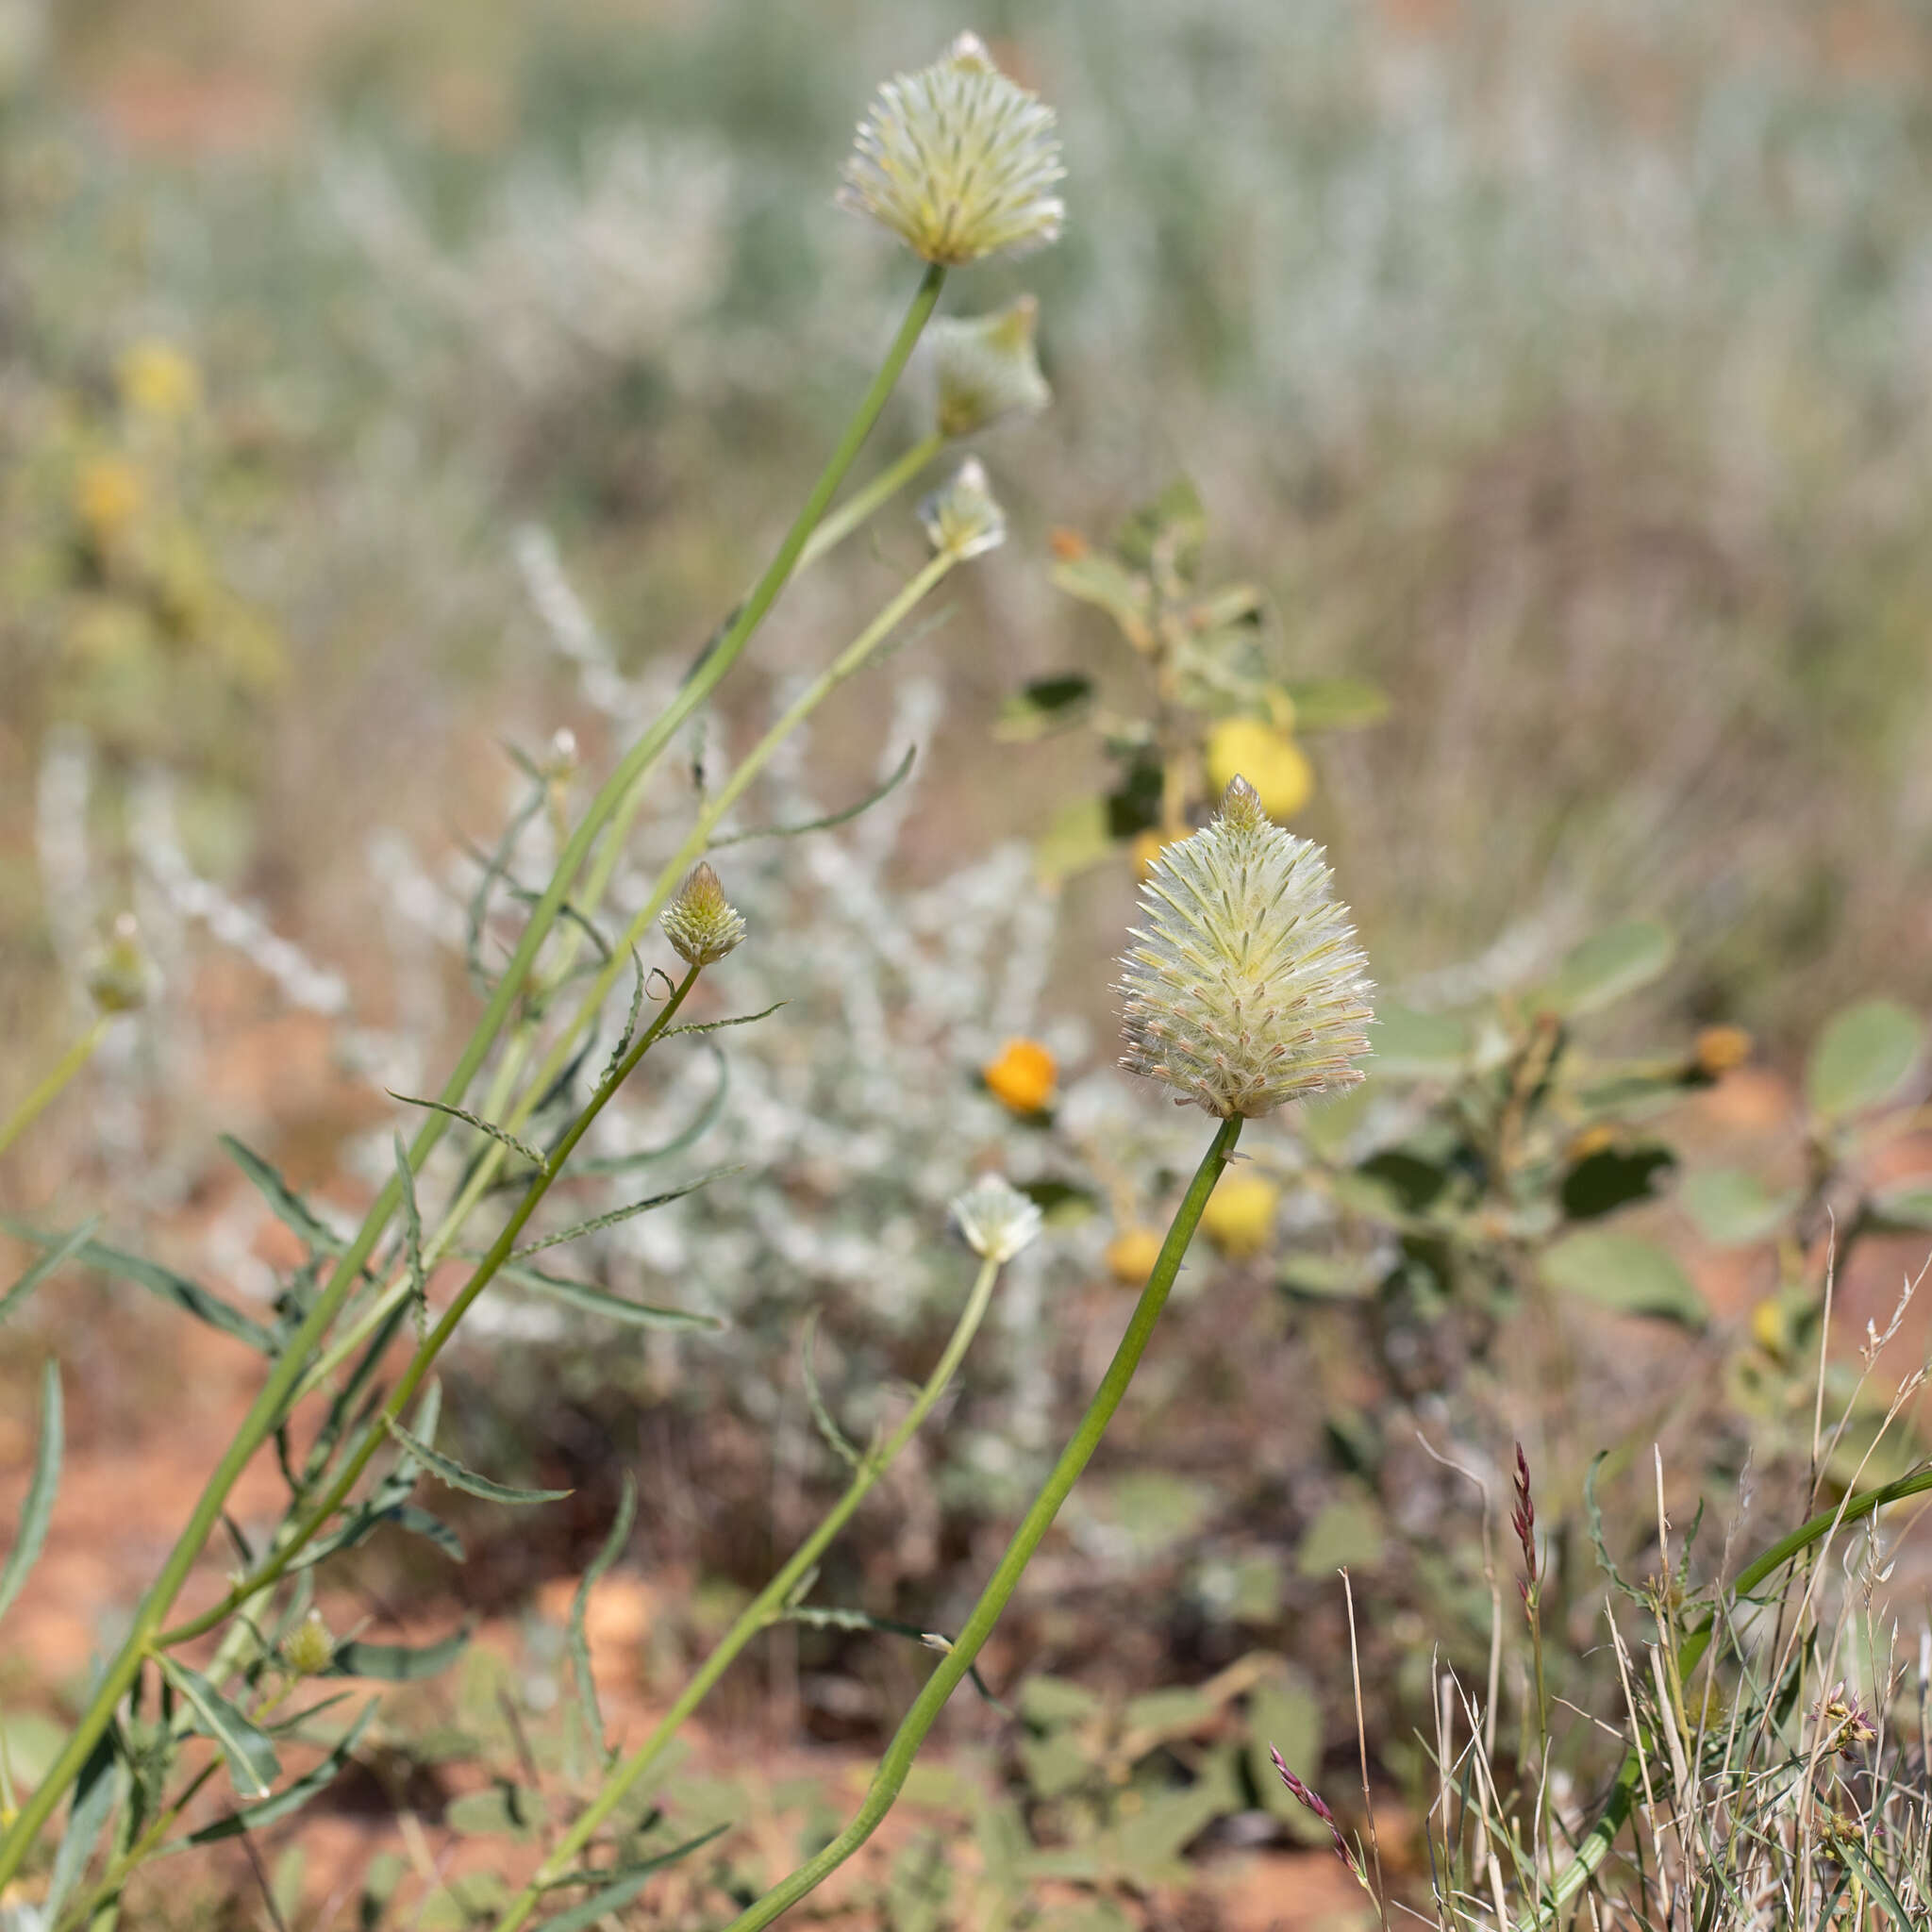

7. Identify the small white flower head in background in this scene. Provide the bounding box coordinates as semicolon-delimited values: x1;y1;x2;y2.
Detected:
1118;776;1374;1117
919;456;1006;560
950;1172;1043;1263
545;725;580;779
840;32;1066;267
661;861;746;967
929;294;1051;438
84;910;149;1015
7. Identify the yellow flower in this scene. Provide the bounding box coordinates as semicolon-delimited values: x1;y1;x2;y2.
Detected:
1200;1171;1280;1258
74;455;143;535
117;340;201;420
1130;828;1176;879
1205;718;1314;821
1105;1225;1164;1287
1695;1024;1754;1076
983;1037;1057;1114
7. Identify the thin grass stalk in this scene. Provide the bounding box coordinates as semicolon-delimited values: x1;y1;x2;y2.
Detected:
0;1017;109;1158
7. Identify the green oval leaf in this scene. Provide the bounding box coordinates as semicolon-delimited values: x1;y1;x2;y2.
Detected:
187;1700;379;1843
1807;999;1924;1121
1538;921;1674;1018
163;1659;281;1799
1680;1169;1796;1247
1365;1002;1470;1079
1540;1230;1706;1326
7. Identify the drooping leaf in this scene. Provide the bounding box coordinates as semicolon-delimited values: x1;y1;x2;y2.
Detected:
995;675;1095;743
497;1260;723;1331
387;1091;547;1173
43;1729;119;1923
1680;1168;1796;1246
569;1474;638;1766
383;1416;571;1507
0;1360;62;1629
574;1044;727;1178
508;1170;738;1259
0;1217;96;1327
662;1007;785;1042
393;1135;428;1339
1559;1143;1676;1221
713;742;920;843
326;1626;471;1683
1537;920;1674;1018
220;1136;345;1255
1365;1003;1469;1079
799;1315;862;1473
531;1825;728;1931
1807;998;1924;1121
291;1501;464;1571
187;1700;378;1843
1540;1230;1706;1326
163;1659;281;1798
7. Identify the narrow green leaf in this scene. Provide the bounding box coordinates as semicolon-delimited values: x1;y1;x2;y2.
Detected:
1835;1838;1916;1932
44;1729;118;1923
0;1360;62;1629
220;1135;345;1254
575;1045;727;1178
1539;1230;1707;1327
387;1091;547;1173
187;1700;378;1843
498;1260;723;1331
570;1474;637;1766
325;1626;471;1682
508;1169;738;1260
533;1825;728;1930
714;743;920;841
995;678;1094;744
0;1217;96;1327
661;1005;785;1041
383;1415;571;1507
1680;1168;1796;1247
1807;998;1924;1121
163;1659;281;1798
1582;1451;1642;1604
291;1501;465;1571
393;1134;428;1339
800;1315;862;1471
599;948;651;1090
1538;920;1675;1018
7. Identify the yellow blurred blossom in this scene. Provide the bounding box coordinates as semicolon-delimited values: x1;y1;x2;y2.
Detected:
117;340;201;420
1566;1124;1618;1161
1695;1024;1754;1075
982;1037;1057;1114
1750;1296;1788;1356
1105;1225;1164;1287
74;455;143;536
1130;827;1176;878
1205;717;1313;821
1201;1171;1281;1258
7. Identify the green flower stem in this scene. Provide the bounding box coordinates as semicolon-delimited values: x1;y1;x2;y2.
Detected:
796;430;946;572
159;968;701;1648
1519;1460;1932;1927
0;261;945;1890
724;1113;1244;1932
490;1246;1007;1932
0;1016;109;1158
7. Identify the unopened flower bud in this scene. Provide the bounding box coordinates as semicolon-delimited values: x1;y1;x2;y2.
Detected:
280;1609;335;1677
919;457;1006;561
949;1173;1042;1263
840;33;1066;267
929;295;1050;438
660;862;746;967
1117;777;1374;1117
84;912;148;1014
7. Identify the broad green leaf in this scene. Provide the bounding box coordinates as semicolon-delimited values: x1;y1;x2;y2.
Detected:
1034;795;1116;884
531;1825;728;1931
446;1781;546;1841
995;675;1095;743
220;1135;344;1254
1121;1686;1215;1744
1249;1673;1325;1838
163;1659;281;1798
0;1360;61;1629
187;1700;378;1843
1538;920;1674;1018
1807;998;1924;1121
1295;1494;1385;1577
326;1626;470;1682
570;1474;638;1764
1018;1726;1091;1800
1681;1169;1796;1247
1870;1181;1932;1231
499;1258;723;1330
1559;1144;1675;1221
0;1217;96;1327
1116;475;1206;575
1018;1675;1103;1727
1365;1003;1469;1078
383;1416;571;1507
1540;1230;1707;1326
1280;676;1390;731
1277;1254;1374;1300
1049;550;1151;646
44;1731;118;1924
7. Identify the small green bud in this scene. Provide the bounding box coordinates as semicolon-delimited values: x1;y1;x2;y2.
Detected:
950;1173;1043;1263
929;295;1050;439
660;861;746;967
919;457;1006;561
281;1609;335;1677
1117;776;1374;1117
84;911;148;1014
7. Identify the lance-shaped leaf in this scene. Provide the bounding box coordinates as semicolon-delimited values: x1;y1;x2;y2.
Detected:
569;1474;637;1766
383;1415;571;1507
44;1729;119;1924
533;1825;728;1931
187;1700;378;1843
508;1169;738;1260
0;1360;62;1629
497;1259;722;1332
325;1626;471;1683
714;743;920;843
661;1004;786;1043
221;1136;345;1255
162;1659;281;1799
574;1045;728;1179
291;1500;464;1571
393;1134;428;1338
0;1217;96;1327
387;1091;547;1173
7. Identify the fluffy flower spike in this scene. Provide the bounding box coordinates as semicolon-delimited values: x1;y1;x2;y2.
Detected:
661;862;746;967
840;33;1066;266
1117;776;1374;1117
929;294;1051;437
920;456;1007;559
950;1173;1043;1263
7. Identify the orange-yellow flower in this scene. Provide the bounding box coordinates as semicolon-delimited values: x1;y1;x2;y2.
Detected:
74;456;143;536
1205;717;1314;821
983;1037;1057;1115
1695;1024;1754;1076
1201;1172;1281;1258
1105;1225;1163;1287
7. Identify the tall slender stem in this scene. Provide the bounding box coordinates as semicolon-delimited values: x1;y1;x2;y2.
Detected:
0;1018;109;1158
724;1114;1244;1932
491;1250;1006;1932
0;262;945;1887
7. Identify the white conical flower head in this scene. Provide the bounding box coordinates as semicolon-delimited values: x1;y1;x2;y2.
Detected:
1117;777;1374;1117
928;294;1051;437
919;456;1006;559
839;33;1066;266
949;1172;1043;1263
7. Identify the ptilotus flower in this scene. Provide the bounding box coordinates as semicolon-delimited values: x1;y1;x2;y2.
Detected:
950;1172;1043;1264
929;295;1051;438
661;861;746;967
919;456;1006;560
1118;776;1374;1117
84;911;148;1014
839;33;1065;266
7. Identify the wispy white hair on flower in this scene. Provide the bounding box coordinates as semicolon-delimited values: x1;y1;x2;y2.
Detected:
840;33;1066;267
1118;778;1374;1118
